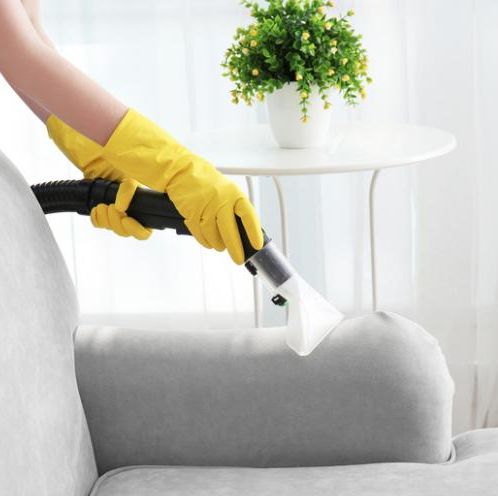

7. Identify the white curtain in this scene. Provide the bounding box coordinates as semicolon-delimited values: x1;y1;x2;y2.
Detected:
0;0;496;433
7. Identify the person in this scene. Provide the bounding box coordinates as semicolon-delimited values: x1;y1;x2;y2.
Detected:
0;0;263;264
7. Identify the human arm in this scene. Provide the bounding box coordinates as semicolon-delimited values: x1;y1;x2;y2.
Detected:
0;0;125;144
5;0;53;122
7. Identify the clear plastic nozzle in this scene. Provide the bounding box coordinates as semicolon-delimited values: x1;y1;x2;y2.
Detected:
246;241;344;356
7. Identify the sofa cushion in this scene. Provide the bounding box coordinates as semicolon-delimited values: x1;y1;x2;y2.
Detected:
0;152;97;496
89;429;498;496
76;311;454;473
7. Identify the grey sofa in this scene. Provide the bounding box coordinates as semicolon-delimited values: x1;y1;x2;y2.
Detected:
1;150;497;496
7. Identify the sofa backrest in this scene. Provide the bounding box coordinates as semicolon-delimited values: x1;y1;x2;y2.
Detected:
0;152;97;496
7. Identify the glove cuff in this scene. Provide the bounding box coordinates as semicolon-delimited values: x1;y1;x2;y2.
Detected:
101;109;192;192
46;115;103;171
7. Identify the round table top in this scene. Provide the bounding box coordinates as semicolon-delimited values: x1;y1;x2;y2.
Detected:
187;122;456;176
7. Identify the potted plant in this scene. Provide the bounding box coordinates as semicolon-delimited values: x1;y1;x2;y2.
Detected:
222;0;371;149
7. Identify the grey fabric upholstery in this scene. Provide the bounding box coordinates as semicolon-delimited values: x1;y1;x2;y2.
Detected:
89;429;498;496
75;311;454;474
0;151;97;496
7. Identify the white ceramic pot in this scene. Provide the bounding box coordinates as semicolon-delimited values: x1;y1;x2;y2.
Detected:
266;82;332;149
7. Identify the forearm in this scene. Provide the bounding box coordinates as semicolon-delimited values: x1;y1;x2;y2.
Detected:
3;41;127;145
0;0;127;145
1;2;53;123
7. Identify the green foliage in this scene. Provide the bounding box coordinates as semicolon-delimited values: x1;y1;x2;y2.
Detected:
222;0;371;121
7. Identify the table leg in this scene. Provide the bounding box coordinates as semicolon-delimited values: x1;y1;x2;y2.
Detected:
369;169;381;312
246;176;261;327
271;176;290;257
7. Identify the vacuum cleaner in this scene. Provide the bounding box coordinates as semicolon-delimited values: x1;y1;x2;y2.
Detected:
32;178;344;356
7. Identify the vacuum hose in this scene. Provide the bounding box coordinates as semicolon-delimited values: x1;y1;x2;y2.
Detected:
31;178;267;264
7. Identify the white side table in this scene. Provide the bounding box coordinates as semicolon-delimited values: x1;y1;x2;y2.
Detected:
188;122;456;325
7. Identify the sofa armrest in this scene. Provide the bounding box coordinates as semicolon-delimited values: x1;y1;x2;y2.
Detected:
74;312;454;474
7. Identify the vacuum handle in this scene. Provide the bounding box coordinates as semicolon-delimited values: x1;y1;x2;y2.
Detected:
31;179;267;260
93;179;190;235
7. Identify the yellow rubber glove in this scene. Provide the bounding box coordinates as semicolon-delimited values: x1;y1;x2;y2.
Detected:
100;109;264;264
46;115;151;240
90;178;152;240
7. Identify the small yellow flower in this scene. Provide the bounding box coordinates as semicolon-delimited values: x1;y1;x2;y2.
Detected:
242;47;249;55
324;22;332;30
341;74;350;82
301;31;310;41
341;57;348;65
296;73;303;81
252;68;260;76
250;40;258;47
317;6;327;16
231;68;238;75
360;89;367;99
231;98;239;104
250;29;258;37
324;102;332;109
301;91;309;99
330;39;337;46
327;68;335;76
347;9;355;16
331;47;338;55
301;115;309;123
256;92;265;102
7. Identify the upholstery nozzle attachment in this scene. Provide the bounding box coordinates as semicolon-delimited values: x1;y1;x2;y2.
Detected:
244;240;344;355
